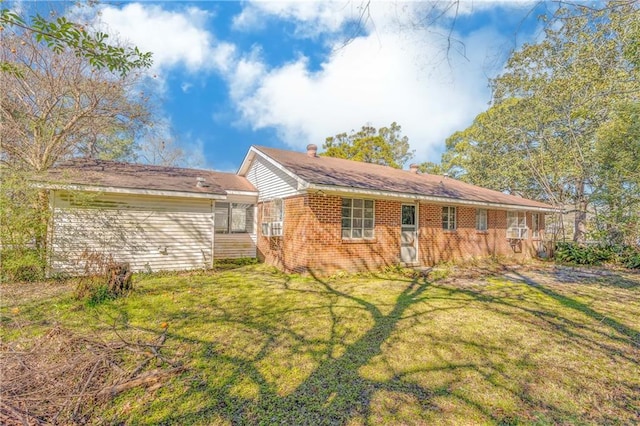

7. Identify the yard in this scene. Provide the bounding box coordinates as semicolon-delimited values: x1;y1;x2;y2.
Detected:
1;262;639;425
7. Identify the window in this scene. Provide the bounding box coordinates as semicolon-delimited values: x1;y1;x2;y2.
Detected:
442;206;456;230
507;211;527;239
261;199;284;237
476;209;488;231
532;213;541;238
215;203;255;234
342;198;374;239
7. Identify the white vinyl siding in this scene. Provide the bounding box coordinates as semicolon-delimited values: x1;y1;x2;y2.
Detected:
50;192;214;275
214;234;257;259
246;156;298;202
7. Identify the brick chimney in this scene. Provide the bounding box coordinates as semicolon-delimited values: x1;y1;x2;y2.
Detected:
409;163;419;174
306;144;318;157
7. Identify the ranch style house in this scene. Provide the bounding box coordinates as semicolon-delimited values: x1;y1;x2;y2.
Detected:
40;144;555;275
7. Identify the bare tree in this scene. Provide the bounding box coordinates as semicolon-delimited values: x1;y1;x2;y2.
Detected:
0;28;150;172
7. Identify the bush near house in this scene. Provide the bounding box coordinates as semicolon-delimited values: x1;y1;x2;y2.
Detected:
0;248;46;282
555;241;640;268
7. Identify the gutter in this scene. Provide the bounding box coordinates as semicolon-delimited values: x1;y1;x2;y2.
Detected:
34;183;227;200
306;184;558;213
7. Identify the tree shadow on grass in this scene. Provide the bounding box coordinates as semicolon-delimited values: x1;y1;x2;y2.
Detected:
188;273;439;425
507;270;640;347
121;268;639;425
148;273;489;425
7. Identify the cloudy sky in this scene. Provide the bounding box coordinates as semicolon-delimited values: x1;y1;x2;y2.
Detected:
47;1;547;171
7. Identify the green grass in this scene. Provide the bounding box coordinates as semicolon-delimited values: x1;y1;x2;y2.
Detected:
2;263;639;425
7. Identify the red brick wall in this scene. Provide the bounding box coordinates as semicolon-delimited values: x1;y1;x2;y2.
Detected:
257;194;544;274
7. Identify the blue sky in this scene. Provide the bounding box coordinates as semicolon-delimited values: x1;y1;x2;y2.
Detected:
26;1;548;171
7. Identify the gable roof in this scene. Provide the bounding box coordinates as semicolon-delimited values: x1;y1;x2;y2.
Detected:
39;158;257;199
245;146;554;212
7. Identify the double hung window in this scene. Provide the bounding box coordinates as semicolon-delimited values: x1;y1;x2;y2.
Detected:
342;198;375;239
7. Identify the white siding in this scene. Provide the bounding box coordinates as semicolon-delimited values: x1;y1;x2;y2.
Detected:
214;234;257;259
246;156;299;201
50;192;214;275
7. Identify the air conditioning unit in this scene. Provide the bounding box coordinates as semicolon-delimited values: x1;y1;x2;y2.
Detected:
261;221;283;237
507;227;528;240
270;221;283;237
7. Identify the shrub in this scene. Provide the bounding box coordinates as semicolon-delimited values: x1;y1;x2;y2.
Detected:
618;246;640;269
1;249;45;282
554;242;639;269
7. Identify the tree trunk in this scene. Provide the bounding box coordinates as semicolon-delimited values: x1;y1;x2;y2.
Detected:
107;263;133;295
574;180;588;243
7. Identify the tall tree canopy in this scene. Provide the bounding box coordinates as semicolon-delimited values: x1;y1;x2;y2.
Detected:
441;2;640;244
322;122;414;169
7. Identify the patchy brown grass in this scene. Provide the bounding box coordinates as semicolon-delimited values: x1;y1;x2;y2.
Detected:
1;262;639;425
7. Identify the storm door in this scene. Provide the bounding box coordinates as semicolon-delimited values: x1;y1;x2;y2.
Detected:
400;204;418;264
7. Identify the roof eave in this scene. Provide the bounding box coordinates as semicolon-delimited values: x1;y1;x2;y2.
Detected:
307;184;557;213
225;190;259;196
36;182;227;200
236;147;257;176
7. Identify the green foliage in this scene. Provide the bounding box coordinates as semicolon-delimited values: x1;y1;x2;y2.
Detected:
213;257;259;270
75;272;130;306
554;242;613;266
592;102;640;245
322;122;414;168
0;8;152;76
86;284;115;306
439;3;640;244
618;246;640;269
554;242;640;269
0;169;48;267
1;248;45;282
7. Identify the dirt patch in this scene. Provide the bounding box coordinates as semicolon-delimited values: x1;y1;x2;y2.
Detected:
1;279;75;307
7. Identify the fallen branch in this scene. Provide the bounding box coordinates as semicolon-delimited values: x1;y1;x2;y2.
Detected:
97;366;185;398
1;324;185;424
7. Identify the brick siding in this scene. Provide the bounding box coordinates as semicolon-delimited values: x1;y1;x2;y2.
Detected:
257;193;545;274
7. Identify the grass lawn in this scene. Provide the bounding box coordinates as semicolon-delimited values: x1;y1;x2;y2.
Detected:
2;262;639;425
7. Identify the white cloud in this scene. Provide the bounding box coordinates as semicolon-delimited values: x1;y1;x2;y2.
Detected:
222;1;541;163
228;20;503;163
233;1;363;35
96;3;234;73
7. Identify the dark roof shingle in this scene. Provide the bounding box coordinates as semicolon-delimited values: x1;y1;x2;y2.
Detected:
254;146;553;210
41;158;256;196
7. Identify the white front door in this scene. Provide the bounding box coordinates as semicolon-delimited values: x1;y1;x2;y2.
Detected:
400;204;418;264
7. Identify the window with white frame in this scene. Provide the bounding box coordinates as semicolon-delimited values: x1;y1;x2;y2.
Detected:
215;203;255;234
507;211;527;239
476;209;488;231
261;199;284;237
442;206;457;230
342;198;374;239
532;213;541;238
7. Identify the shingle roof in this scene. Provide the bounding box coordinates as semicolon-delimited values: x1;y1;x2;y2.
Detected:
40;158;256;196
253;146;554;210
